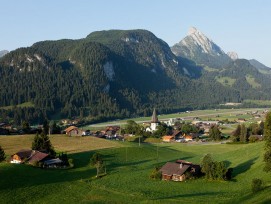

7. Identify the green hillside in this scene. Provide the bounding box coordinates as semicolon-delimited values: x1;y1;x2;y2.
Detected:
0;139;270;203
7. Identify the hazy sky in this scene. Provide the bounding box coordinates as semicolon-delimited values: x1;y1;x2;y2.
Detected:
1;0;271;66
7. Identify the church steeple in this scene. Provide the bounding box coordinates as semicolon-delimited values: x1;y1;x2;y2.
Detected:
151;108;159;123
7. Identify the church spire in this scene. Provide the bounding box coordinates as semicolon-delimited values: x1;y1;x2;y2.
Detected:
151;108;158;123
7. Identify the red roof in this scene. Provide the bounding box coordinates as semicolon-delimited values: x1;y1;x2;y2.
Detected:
28;151;49;163
65;126;78;133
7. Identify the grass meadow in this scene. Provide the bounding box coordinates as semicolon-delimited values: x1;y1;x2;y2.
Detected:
0;135;271;203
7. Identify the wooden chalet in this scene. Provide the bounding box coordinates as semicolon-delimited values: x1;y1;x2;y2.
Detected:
28;151;49;164
162;135;175;142
65;126;82;136
10;149;49;164
10;149;33;164
160;160;200;181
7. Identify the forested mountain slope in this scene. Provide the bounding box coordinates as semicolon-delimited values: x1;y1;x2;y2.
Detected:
0;29;270;124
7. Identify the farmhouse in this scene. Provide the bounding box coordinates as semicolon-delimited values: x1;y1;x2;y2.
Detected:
160;160;200;181
162;135;175;142
28;151;49;164
65;126;83;136
10;149;33;163
10;149;49;164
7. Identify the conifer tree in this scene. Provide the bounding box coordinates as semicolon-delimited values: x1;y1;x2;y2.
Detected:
0;145;6;162
263;112;271;172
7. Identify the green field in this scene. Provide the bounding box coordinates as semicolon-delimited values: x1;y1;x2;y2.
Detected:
0;136;270;203
0;102;35;110
215;76;236;87
246;75;261;89
85;108;267;131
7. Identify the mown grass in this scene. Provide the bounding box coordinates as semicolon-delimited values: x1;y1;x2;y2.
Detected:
246;75;261;88
215;76;236;87
0;101;35;110
0;135;122;155
0;139;270;203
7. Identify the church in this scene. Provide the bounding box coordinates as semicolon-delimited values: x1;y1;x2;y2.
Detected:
146;108;160;132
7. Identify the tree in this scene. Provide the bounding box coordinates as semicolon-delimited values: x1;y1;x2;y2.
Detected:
0;145;6;162
32;132;55;156
209;125;221;141
22;121;31;133
201;154;229;180
263;112;271;172
91;152;106;177
232;124;241;142
201;154;214;179
240;124;248;142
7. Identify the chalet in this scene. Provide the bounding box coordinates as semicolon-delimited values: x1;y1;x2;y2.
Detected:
162;135;175;142
172;130;182;140
65;126;82;136
160;160;200;181
10;149;33;163
28;151;49;164
10;149;49;164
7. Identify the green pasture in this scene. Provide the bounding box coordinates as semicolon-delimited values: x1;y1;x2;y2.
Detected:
0;140;270;203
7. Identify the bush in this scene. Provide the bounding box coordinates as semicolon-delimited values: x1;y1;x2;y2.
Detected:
150;166;162;180
68;158;74;167
249;135;259;143
251;178;263;193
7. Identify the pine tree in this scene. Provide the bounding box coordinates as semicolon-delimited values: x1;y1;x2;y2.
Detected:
32;132;55;156
263;112;271;172
232;124;241;142
240;124;248;142
0;145;6;162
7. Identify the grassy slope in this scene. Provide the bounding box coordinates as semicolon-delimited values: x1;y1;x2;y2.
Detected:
0;102;35;110
215;76;236;87
0;138;270;203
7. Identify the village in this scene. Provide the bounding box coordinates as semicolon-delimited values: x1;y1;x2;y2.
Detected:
0;108;268;183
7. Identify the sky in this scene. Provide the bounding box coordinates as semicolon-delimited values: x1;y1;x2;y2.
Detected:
1;0;271;66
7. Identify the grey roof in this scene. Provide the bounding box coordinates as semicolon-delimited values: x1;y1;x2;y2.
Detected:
151;108;159;123
44;158;63;165
160;162;190;176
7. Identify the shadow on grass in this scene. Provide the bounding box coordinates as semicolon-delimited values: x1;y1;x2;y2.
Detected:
233;157;258;177
237;185;271;203
154;191;221;200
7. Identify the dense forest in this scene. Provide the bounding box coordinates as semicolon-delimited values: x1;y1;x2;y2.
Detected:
0;29;271;125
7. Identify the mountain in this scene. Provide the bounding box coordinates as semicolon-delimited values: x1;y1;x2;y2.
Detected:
249;59;271;73
0;29;271;124
0;50;8;58
171;27;231;68
227;52;238;60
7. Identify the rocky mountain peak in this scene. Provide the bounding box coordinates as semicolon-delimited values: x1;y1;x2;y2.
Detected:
227;52;238;60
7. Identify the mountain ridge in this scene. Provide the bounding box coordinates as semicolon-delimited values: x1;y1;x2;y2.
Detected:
0;28;271;124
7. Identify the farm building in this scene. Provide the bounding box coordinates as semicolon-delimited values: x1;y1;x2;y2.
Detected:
162;135;175;142
10;149;49;164
160;160;200;181
65;126;83;136
10;149;33;164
